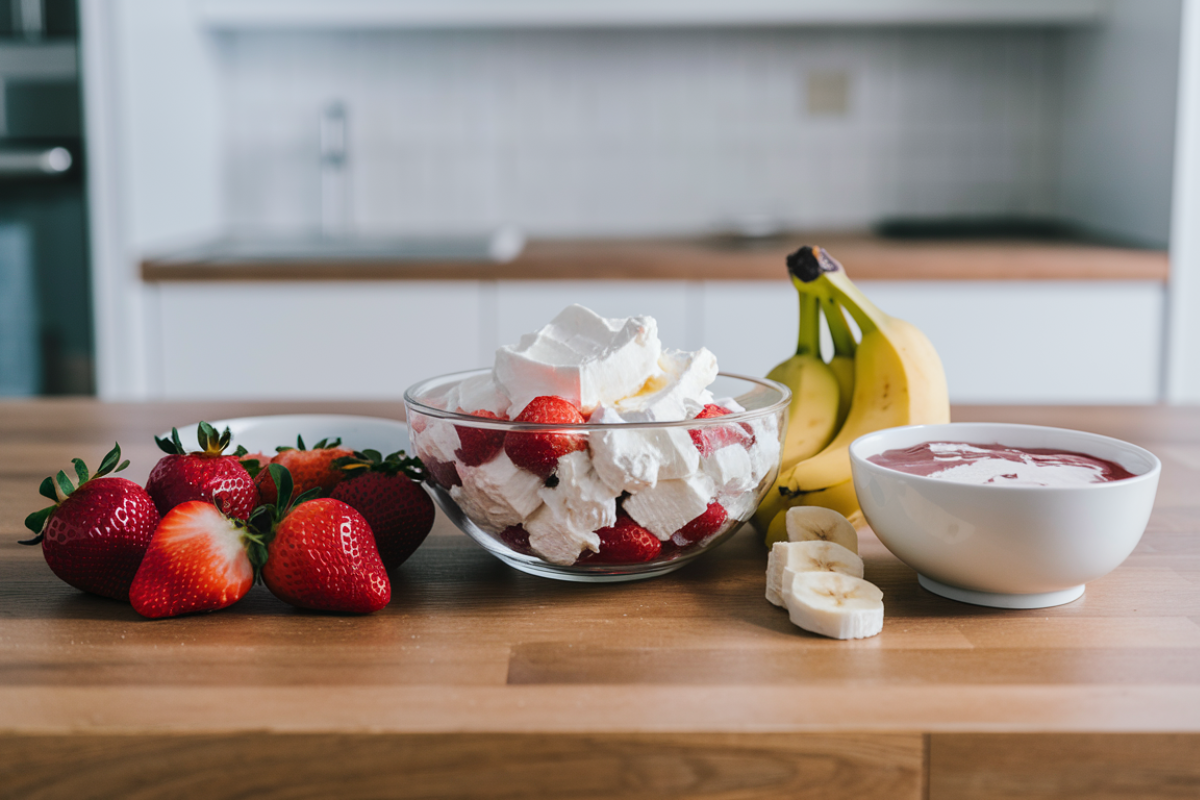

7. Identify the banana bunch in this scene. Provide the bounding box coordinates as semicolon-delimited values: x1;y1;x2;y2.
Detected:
755;246;950;544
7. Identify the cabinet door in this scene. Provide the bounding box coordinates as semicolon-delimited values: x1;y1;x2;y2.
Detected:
155;282;483;399
704;280;1165;403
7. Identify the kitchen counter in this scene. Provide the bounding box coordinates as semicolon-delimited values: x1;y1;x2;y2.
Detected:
2;400;1198;799
140;234;1170;283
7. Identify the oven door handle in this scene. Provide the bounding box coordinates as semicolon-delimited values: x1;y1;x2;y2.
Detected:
0;146;72;177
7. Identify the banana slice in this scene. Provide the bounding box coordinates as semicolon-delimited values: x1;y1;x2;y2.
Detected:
782;571;884;640
785;506;859;553
765;540;864;607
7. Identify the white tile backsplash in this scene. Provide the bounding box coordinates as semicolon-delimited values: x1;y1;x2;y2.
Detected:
217;27;1065;237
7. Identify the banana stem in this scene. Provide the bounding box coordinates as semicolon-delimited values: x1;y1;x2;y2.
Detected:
822;296;857;357
796;290;821;357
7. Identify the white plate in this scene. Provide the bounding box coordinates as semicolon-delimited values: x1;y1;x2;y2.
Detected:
169;414;410;456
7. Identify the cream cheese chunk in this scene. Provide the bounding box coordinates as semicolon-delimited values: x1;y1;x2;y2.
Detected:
494;304;662;416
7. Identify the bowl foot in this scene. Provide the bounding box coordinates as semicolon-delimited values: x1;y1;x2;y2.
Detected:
501;556;689;583
917;574;1085;609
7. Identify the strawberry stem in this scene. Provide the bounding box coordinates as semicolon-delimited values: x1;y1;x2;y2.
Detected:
332;449;427;482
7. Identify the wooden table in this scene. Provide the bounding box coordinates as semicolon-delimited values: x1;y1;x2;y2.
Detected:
1;400;1197;799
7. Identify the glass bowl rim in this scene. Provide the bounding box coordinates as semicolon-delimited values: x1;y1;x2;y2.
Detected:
403;368;791;432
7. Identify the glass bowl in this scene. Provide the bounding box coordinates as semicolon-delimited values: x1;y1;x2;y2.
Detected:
404;369;789;582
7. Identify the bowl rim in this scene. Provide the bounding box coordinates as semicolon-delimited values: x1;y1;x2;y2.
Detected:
403;368;791;431
848;421;1162;492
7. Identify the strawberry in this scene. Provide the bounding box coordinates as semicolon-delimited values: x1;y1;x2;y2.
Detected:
499;524;533;555
129;500;266;619
254;465;390;614
20;443;159;601
147;422;259;520
255;435;353;504
671;501;729;547
424;457;462;489
689;404;755;457
329;449;435;570
454;409;507;467
504;396;588;479
586;514;661;564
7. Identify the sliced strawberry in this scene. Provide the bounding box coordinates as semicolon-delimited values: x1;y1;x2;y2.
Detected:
20;443;158;601
147;422;259;520
454;409;507;467
329;449;435;570
504;396;588;479
587;515;661;564
254;464;390;614
688;404;755;457
671;501;729;547
256;435;353;504
499;524;533;555
129;500;264;619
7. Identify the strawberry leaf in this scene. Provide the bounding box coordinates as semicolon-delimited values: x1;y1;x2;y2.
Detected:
296;435;307;451
268;463;294;513
115;459;130;474
54;471;74;499
21;506;55;538
292;486;322;506
72;458;89;485
233;445;249;457
155;429;185;456
96;442;124;475
38;476;57;501
241;458;261;479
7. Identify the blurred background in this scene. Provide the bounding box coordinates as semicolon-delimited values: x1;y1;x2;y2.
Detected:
2;0;1198;404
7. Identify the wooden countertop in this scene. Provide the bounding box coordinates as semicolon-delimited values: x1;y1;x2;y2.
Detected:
2;400;1198;799
140;234;1171;283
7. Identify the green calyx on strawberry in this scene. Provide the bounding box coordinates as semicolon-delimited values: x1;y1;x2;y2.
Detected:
21;442;132;541
252;463;391;614
20;443;159;601
329;449;436;571
147;421;260;520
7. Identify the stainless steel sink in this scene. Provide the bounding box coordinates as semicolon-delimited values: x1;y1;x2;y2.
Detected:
154;228;525;265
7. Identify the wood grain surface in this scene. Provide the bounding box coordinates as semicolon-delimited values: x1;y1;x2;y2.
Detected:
140;235;1170;283
1;400;1197;799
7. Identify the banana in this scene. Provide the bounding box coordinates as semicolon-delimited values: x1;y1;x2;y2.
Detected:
783;505;859;553
766;290;841;473
765;540;864;607
782;571;884;639
821;296;857;430
781;246;949;494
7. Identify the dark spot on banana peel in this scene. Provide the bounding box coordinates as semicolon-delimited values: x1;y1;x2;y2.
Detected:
787;246;843;283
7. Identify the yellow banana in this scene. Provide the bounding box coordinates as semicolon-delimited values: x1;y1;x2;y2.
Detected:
782;246;950;494
821;295;856;430
763;479;862;546
765;285;841;472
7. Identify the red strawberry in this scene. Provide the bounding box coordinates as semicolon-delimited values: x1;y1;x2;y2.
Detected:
671;501;729;547
689;404;755;457
129;500;265;619
454;409;507;467
586;515;661;564
20;443;159;601
146;422;259;520
504;396;588;478
424;457;462;489
499;524;533;555
329;449;435;570
256;465;390;614
256;435;353;504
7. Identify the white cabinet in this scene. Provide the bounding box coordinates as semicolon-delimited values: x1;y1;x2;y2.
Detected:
703;280;1166;404
150;277;1165;403
153;281;483;399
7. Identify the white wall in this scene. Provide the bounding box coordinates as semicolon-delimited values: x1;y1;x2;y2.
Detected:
217;27;1065;238
1058;0;1182;248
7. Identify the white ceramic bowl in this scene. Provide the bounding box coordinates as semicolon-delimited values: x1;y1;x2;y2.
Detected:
849;422;1161;609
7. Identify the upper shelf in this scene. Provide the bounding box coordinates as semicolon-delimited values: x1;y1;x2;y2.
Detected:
194;0;1110;30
